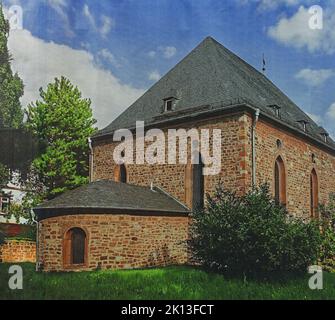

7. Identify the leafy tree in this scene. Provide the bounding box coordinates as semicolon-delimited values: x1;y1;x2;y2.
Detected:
26;76;97;199
319;195;335;272
189;184;321;277
0;162;9;187
0;231;4;245
0;6;24;128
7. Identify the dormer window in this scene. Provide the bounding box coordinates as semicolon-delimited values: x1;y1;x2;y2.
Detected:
297;120;309;132
164;97;176;112
321;132;329;143
165;99;174;112
268;104;281;117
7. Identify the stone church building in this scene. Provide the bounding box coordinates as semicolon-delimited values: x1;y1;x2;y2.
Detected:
34;37;335;272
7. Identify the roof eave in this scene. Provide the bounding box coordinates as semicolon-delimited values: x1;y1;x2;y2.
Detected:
34;206;190;221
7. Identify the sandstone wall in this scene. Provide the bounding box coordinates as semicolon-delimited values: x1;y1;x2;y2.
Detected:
0;239;36;263
255;119;335;217
92;113;251;203
38;213;189;272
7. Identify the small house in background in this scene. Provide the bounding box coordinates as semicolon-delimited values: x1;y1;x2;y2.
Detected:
0;190;12;219
0;172;28;224
0;128;39;224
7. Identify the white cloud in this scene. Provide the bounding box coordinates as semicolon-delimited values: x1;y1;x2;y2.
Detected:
268;5;335;54
4;1;75;36
148;70;161;81
147;46;177;60
159;46;177;59
100;15;114;38
83;4;115;38
148;51;156;58
8;29;144;128
325;103;335;138
83;4;95;28
47;0;74;37
48;0;67;7
304;104;335;139
97;49;121;68
258;0;300;10
326;103;335;121
295;68;335;87
237;0;306;11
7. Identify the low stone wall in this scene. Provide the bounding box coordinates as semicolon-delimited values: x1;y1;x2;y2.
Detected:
0;239;36;263
38;213;190;272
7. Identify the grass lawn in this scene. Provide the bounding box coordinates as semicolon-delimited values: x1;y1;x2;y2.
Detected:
1;263;335;300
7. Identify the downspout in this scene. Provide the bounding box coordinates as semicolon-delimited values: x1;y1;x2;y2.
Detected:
34;216;40;272
252;109;260;188
88;138;94;182
35;220;39;271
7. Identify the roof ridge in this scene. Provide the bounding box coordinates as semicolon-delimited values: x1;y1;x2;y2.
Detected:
93;36;335;150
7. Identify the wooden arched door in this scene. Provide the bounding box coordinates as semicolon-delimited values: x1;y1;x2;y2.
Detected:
63;227;87;266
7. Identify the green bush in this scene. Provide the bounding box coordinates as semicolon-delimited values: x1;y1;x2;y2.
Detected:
189;184;321;276
319;194;335;272
0;231;4;245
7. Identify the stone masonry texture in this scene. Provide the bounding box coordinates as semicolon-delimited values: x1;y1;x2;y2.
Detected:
92;112;335;218
93;114;250;202
0;239;36;263
38;214;189;272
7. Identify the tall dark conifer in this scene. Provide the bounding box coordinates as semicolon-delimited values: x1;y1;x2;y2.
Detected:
0;5;24;128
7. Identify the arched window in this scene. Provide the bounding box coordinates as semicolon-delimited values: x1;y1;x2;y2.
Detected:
310;169;319;218
119;164;127;183
114;164;127;183
185;153;204;210
63;228;87;266
274;156;286;206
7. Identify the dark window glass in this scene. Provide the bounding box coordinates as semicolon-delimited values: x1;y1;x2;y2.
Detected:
310;169;318;218
165;100;173;111
192;154;204;210
274;161;280;204
71;228;86;265
120;164;127;183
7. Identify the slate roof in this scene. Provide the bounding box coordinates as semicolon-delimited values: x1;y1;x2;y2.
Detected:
33;180;190;219
93;36;335;151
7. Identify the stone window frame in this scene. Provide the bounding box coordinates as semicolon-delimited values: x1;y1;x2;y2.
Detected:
62;226;89;269
163;97;177;113
114;164;128;183
273;154;287;207
185;152;205;210
310;168;319;219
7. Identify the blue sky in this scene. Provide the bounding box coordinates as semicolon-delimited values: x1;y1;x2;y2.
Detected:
3;0;335;135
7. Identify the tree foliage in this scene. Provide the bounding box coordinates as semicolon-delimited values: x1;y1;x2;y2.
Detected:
0;162;9;187
0;231;4;245
25;76;97;199
0;6;24;128
189;184;321;276
319;195;335;272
